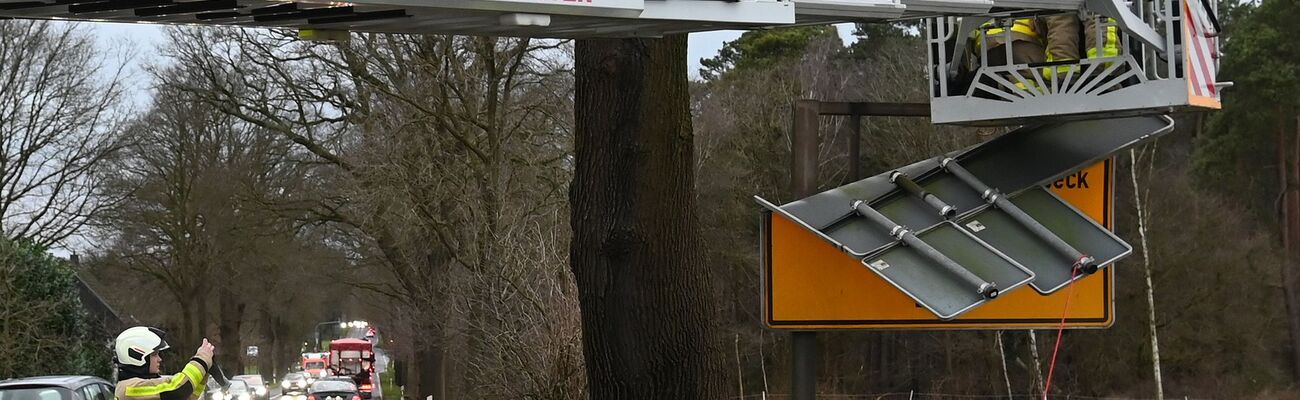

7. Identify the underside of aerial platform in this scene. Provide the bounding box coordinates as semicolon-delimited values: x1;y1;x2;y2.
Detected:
0;0;1083;38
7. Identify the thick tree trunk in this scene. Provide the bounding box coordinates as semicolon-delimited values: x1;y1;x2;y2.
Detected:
413;346;445;400
1278;110;1300;382
173;296;197;372
260;310;275;378
197;288;208;339
219;286;245;373
571;34;725;398
402;354;416;400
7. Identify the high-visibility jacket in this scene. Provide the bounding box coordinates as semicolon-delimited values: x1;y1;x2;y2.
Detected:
969;14;1121;80
969;14;1119;60
115;355;212;400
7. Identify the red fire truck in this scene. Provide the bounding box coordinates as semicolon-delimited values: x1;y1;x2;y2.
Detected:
328;339;375;399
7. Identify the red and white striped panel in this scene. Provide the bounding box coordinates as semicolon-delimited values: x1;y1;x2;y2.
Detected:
1183;0;1219;100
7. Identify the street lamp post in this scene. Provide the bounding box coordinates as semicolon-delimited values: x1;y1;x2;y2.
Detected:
313;320;369;351
314;321;348;352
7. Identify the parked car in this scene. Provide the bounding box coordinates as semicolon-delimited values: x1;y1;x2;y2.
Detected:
228;376;267;400
306;381;359;400
279;373;310;398
0;376;113;400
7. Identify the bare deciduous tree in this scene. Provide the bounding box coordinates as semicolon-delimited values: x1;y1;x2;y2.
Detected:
157;27;580;399
0;20;129;247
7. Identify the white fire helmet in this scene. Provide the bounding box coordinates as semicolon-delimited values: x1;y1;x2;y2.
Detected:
114;326;171;366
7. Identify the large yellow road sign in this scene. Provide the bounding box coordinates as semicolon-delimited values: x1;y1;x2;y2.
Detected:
763;160;1114;330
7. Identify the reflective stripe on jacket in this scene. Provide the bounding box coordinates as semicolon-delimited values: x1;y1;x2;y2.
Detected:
116;359;210;400
1086;15;1121;58
970;18;1043;50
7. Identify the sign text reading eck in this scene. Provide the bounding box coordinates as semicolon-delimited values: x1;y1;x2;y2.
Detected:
1049;171;1090;190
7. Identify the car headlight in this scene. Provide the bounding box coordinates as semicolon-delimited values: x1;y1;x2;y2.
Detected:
319;371;327;378
282;381;290;389
256;388;267;396
224;394;232;400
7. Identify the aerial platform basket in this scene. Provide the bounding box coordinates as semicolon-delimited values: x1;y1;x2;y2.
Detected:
926;0;1224;126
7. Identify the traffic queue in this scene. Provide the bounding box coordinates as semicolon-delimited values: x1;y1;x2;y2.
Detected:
0;326;380;400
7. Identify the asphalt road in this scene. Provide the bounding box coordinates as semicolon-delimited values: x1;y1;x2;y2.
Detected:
276;324;388;400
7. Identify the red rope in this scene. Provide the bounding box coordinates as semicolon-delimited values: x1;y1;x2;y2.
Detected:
1041;259;1085;400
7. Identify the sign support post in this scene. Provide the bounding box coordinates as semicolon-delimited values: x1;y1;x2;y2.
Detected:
787;100;931;399
790;100;820;400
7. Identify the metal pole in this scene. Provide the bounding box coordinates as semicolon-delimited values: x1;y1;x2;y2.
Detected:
791;99;820;400
851;200;998;298
792;332;817;400
890;171;957;218
941;158;1098;272
315;321;343;352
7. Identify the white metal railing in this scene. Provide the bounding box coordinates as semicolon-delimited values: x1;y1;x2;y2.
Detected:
925;0;1222;125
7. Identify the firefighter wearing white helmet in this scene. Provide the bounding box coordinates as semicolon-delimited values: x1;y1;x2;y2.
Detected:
113;327;216;400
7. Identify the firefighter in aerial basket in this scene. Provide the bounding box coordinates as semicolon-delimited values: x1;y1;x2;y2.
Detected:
114;326;217;400
967;13;1121;92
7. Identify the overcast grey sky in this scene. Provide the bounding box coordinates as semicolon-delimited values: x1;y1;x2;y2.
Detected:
83;22;856;92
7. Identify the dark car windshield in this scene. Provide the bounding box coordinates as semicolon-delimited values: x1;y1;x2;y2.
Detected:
309;382;355;393
285;373;304;381
0;388;71;400
305;362;325;370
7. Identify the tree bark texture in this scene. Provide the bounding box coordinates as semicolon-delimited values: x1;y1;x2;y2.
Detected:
414;346;446;400
218;286;245;373
260;310;275;378
571;35;725;399
1278;109;1300;381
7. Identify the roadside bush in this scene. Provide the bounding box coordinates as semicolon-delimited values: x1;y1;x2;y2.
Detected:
0;238;111;379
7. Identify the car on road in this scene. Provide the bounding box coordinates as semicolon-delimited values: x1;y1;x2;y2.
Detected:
279;373;310;398
204;377;226;400
313;377;353;385
0;376;114;400
305;381;359;400
223;381;256;400
229;376;267;400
